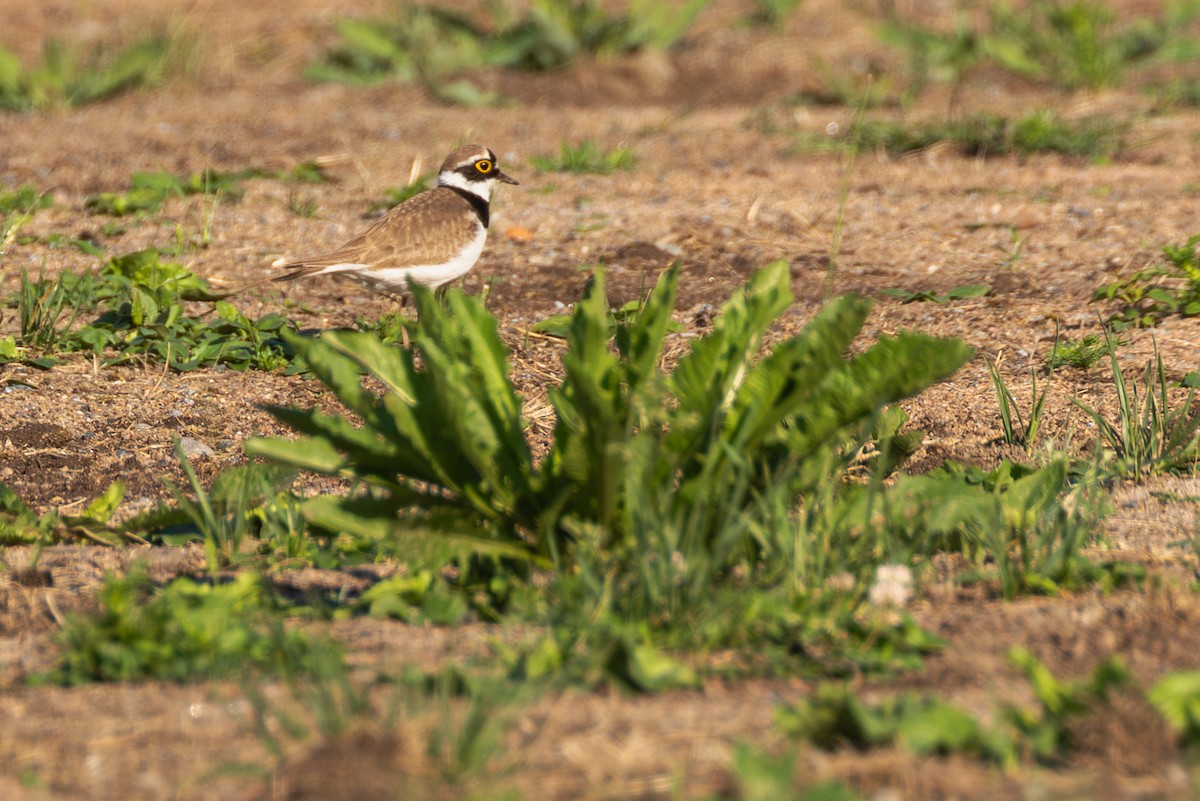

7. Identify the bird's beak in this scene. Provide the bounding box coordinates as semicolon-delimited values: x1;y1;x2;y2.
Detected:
496;170;519;185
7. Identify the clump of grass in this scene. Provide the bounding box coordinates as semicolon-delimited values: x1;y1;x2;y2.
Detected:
988;359;1051;448
531;139;636;173
0;29;196;112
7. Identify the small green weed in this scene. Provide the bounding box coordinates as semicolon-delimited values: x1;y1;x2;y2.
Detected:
4;249;301;372
0;30;195;111
44;568;338;685
709;745;861;801
0;184;53;215
744;0;806;29
0;479;128;546
778;648;1129;766
802;111;1127;159
530;289;683;339
877;13;986;105
531;140;637;174
880;283;991;304
1149;670;1200;748
988;359;1051;448
167;443;296;573
1047;332;1111;370
1094;234;1200;328
85;163;329;216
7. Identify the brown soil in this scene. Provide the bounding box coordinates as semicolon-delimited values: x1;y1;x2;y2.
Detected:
3;0;1200;798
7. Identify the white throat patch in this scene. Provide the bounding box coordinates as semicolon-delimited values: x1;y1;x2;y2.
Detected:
438;170;491;201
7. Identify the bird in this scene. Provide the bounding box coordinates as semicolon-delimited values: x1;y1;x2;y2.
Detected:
273;144;517;300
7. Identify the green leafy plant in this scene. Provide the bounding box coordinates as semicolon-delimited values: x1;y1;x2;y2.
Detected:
1073;332;1200;480
531;139;637;174
880;284;991;304
249;261;969;563
45;567;337;684
1094;235;1200;328
247;262;973;671
839;458;1115;599
0;30;195;111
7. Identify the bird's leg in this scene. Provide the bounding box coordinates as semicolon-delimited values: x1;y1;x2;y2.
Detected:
396;293;411;349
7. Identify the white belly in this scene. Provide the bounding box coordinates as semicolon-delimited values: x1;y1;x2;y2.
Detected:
319;227;488;295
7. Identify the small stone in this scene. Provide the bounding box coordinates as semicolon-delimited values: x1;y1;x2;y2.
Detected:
177;437;215;460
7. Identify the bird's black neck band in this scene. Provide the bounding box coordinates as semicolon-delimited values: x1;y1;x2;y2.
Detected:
445;186;490;228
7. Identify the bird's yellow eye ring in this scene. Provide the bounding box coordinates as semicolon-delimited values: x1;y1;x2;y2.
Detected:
475;160;493;173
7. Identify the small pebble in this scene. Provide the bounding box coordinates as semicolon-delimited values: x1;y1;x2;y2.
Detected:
178;436;215;460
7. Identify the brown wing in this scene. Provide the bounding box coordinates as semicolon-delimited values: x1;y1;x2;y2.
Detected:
278;188;481;275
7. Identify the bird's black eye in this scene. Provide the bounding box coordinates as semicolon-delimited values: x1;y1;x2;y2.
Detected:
475;160;493;174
